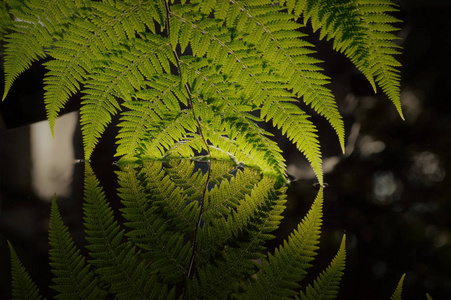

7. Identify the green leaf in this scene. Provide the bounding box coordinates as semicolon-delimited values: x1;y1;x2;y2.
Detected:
49;196;107;299
390;273;406;300
240;187;324;299
299;235;346;300
8;241;46;300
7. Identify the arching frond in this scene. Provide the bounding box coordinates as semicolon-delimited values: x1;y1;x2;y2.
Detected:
241;188;324;299
1;0;85;101
186;170;287;299
2;0;403;182
211;0;345;152
261;98;323;184
44;0;167;137
287;0;403;119
49;197;107;299
390;274;406;300
299;235;346;300
7;241;46;300
116;162;192;284
78;33;174;158
83;164;170;299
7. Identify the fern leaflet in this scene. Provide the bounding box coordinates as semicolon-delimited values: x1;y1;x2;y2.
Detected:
299;235;346;300
7;241;46;300
390;273;406;300
49;196;107;299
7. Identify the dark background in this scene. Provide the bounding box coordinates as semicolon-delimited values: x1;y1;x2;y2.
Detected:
1;0;450;299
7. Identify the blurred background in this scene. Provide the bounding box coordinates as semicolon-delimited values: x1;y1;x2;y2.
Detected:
1;0;450;299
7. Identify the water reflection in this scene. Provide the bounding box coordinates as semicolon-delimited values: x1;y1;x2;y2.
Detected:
6;158;343;299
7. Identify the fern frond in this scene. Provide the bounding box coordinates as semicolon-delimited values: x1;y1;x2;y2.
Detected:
291;0;403;118
241;187;324;299
201;109;286;177
187;173;287;299
0;1;16;37
81;34;174;159
49;197;107;299
196;169;269;263
171;5;324;181
299;235;346;300
356;0;403;118
44;0;166;138
390;274;406;300
117;73;197;161
216;0;345;152
140;160;202;234
2;0;83;101
202;164;257;221
92;0;166;35
165;158;207;200
138;109;199;158
7;241;46;300
83;164;170;299
118;162;196;283
261;98;323;184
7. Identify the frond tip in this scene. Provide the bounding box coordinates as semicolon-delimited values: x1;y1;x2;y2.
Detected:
49;196;107;298
299;234;346;300
7;241;45;300
241;187;324;298
390;273;406;300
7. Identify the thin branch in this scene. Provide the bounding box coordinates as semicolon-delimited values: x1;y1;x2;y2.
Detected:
164;0;212;159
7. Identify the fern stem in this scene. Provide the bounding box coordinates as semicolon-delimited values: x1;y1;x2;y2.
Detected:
183;162;211;298
164;0;212;159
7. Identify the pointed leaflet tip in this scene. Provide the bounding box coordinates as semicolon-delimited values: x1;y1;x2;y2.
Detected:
390;273;406;300
397;106;405;121
339;136;346;155
3;82;12;101
49;120;55;139
2;87;9;101
340;234;346;248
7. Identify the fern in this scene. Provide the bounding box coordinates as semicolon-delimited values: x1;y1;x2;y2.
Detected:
7;241;46;300
390;273;406;300
1;0;85;103
8;158;345;299
239;187;324;299
48;196;107;299
389;274;434;300
298;235;346;300
3;0;407;298
1;0;404;184
83;164;171;299
285;0;403;118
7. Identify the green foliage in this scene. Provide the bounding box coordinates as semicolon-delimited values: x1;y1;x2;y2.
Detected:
284;0;403;118
389;274;434;300
8;159;345;299
7;241;45;300
298;235;346;300
3;0;409;298
390;273;405;300
0;0;404;184
49;195;107;299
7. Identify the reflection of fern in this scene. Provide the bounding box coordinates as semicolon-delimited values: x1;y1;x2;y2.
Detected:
7;241;45;300
1;0;404;183
9;160;345;299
